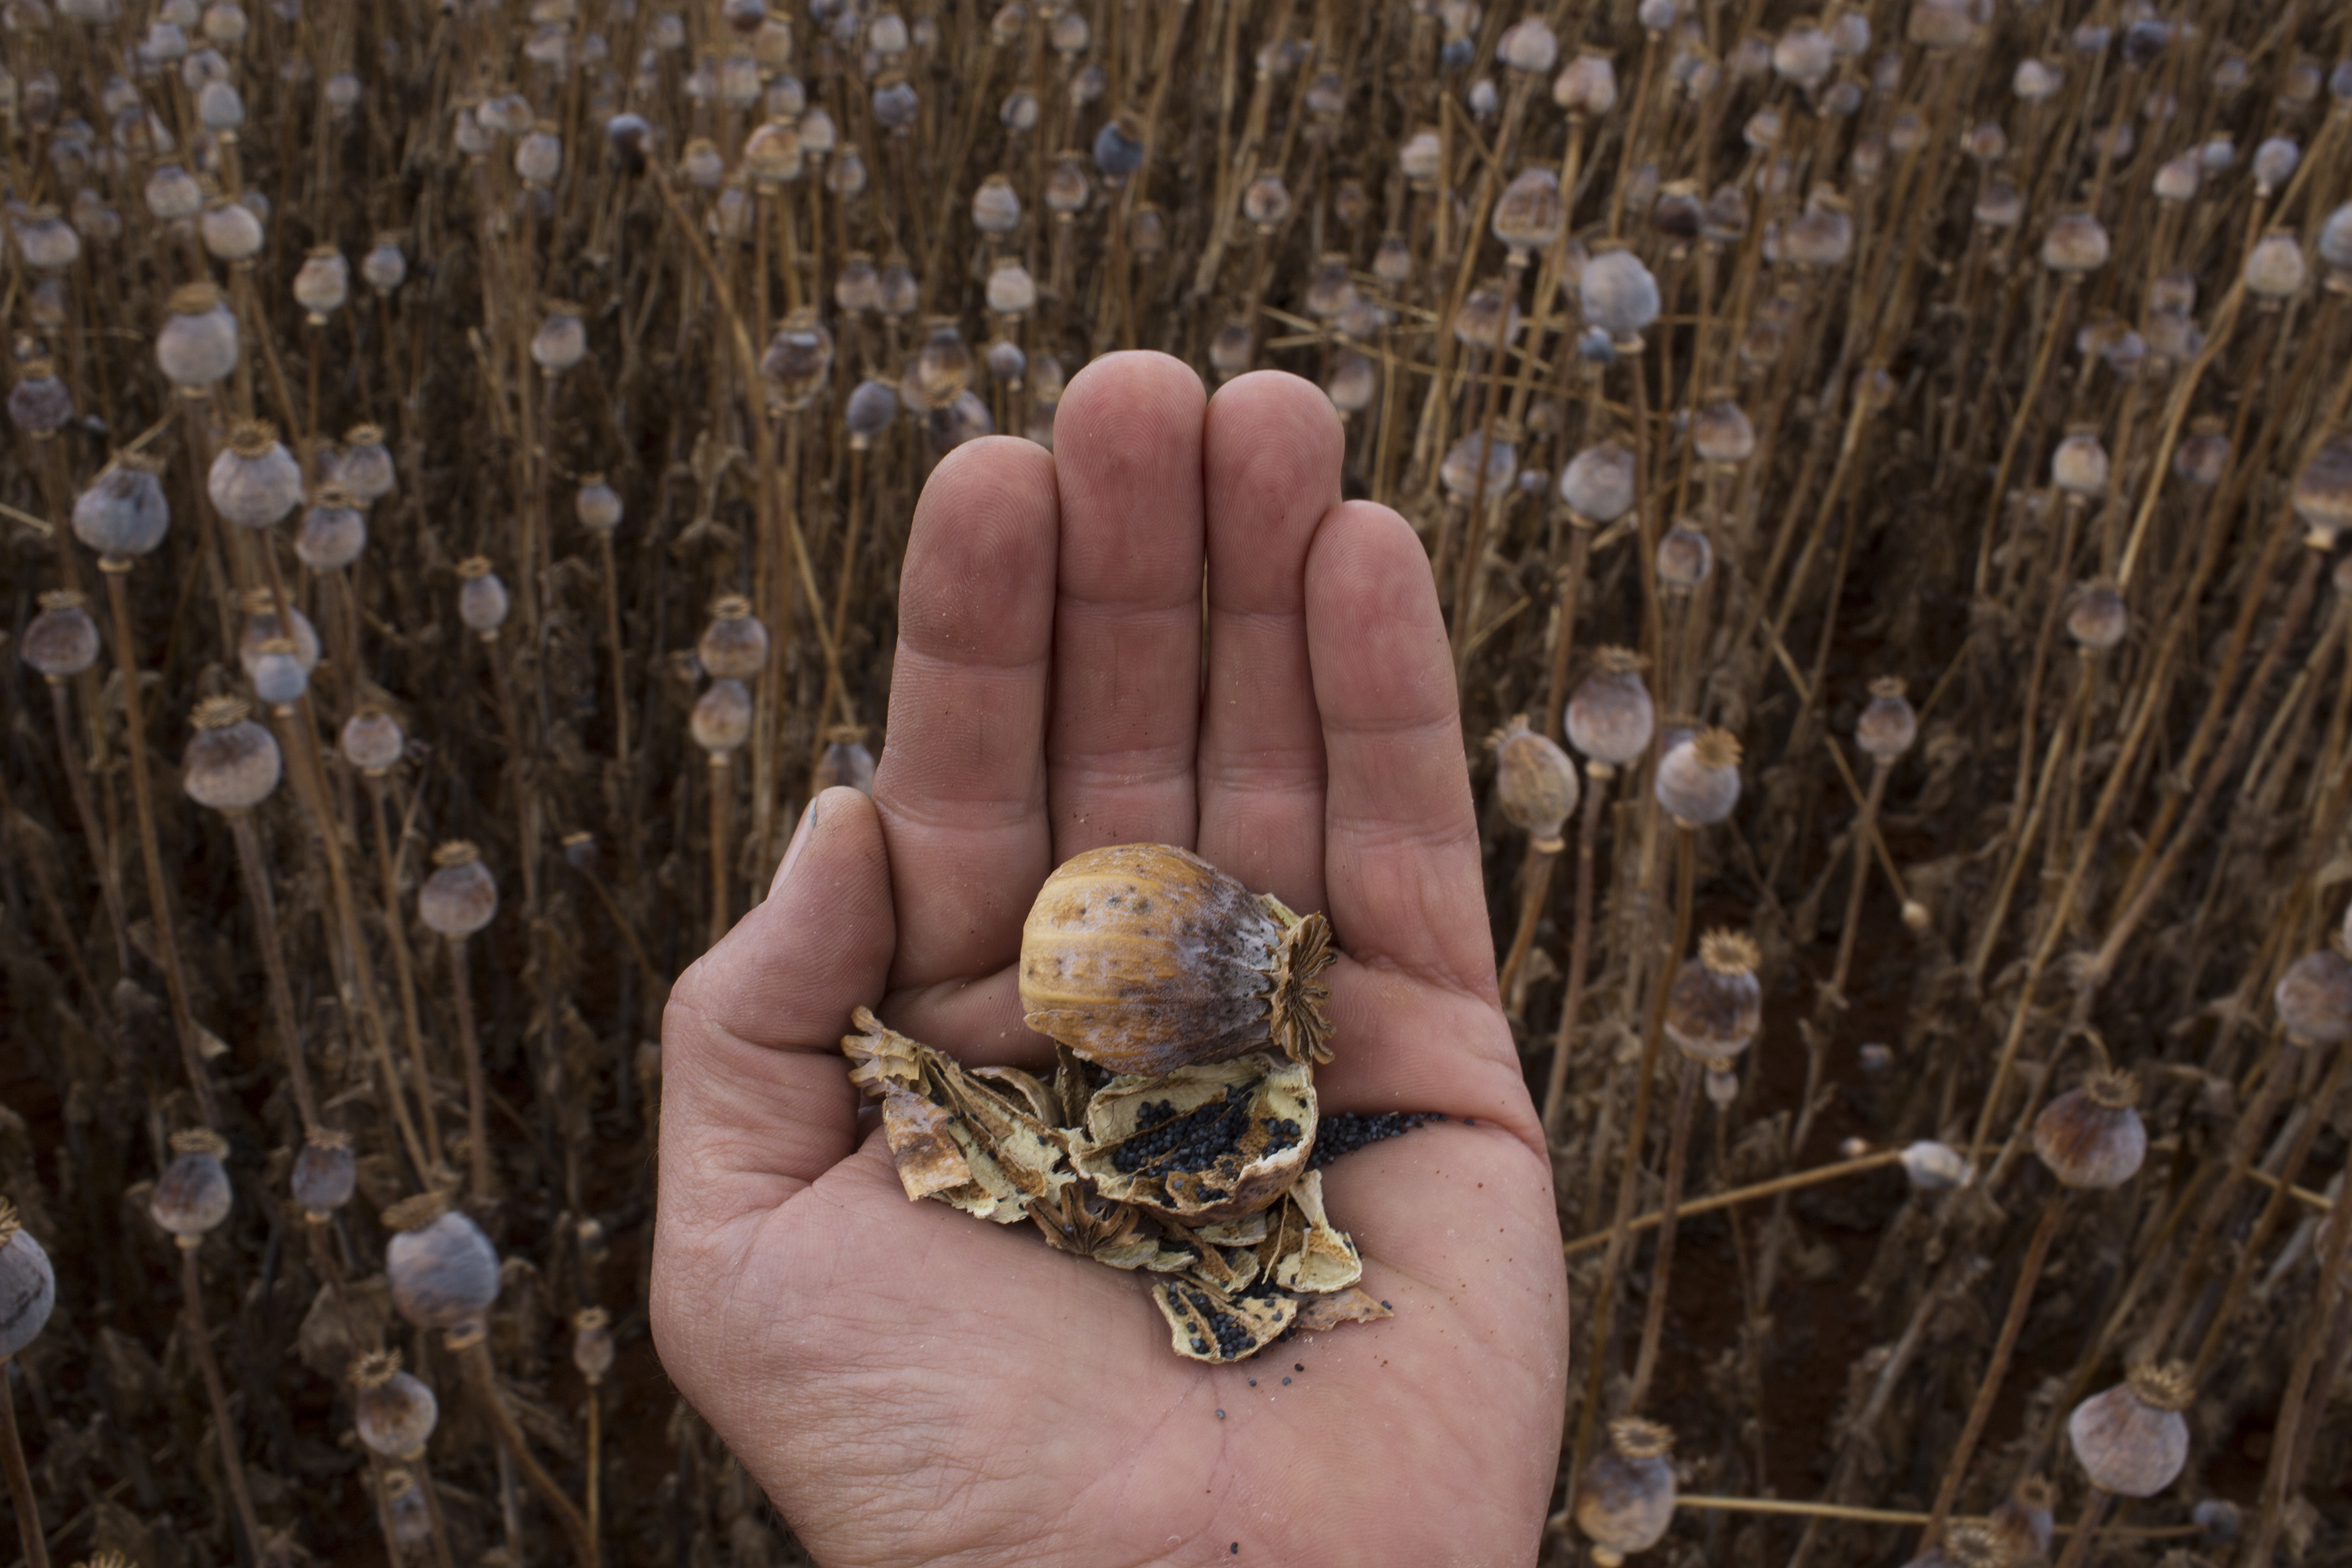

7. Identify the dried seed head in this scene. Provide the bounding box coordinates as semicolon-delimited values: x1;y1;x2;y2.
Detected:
971;171;1021;234
2042;210;2112;273
1855;676;1917;761
1492;718;1579;850
697;596;770;679
573;1306;616;1382
1666;931;1763;1063
2291;430;2352;546
815;729;878;794
1567;649;1655;768
1988;1476;2057;1563
1655;728;1742;826
386;1203;502;1336
1553;47;1616;115
295;488;367;571
456;557;511;636
1779;188;1855;267
2254;136;2300;196
2273;947;2352;1045
844;378;900;447
1020;843;1335;1074
362;234;408;293
531;301;587;372
2243;234;2309;301
339;706;405;775
692;677;754;754
986;256;1038;317
1441;424;1518;502
2066;582;2129;651
7;360;72;434
1492;167;1562;255
911;319;971;408
21;591;101;679
152;1129;232;1239
157;280;240;388
208;422;303;528
337;424;396;502
291;1127;355;1217
420;842;497;937
1901;1139;1972;1190
2321;204;2352;280
575;474;625;532
353;1349;439;1456
2069;1362;2192;1496
2051;428;2109;497
1770;17;1833;90
1324;351;1377;416
1452;284;1522;351
1656;524;1713;591
72;455;171;558
1558;440;1636;525
1579;246;1661;341
2173;418;2229;487
248;637;308;707
1577;1418;1677;1565
1093;113;1146;182
2193;1499;2240;1543
0;1196;56;1359
1373;232;1413;287
292;245;350;317
183;695;282;811
1690;391;1755;465
2033;1069;2148;1188
1497;13;1556;72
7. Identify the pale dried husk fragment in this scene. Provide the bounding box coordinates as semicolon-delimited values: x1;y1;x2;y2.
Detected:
1073;1054;1315;1224
841;1008;1075;1225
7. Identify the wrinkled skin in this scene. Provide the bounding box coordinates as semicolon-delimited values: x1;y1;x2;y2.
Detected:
653;354;1567;1568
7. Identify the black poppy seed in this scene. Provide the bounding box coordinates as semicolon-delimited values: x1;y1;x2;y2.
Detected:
1281;1376;1290;1385
1294;1363;1304;1372
1307;1110;1447;1169
1381;1300;1391;1309
1231;1546;1240;1555
1247;1377;1256;1386
1215;1409;1225;1419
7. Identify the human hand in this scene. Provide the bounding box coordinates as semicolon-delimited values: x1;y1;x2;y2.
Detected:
653;353;1567;1568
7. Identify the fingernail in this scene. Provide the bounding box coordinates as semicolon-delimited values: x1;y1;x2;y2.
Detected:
774;797;821;893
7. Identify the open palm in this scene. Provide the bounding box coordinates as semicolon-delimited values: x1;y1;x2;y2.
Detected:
652;354;1567;1567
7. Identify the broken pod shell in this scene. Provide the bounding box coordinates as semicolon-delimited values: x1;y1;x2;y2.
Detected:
840;1008;1076;1227
1148;1171;1380;1362
1019;842;1336;1074
1074;1054;1314;1225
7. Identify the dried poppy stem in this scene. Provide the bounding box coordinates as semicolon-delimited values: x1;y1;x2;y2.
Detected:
445;936;495;1208
0;1358;48;1568
365;777;445;1171
226;813;325;1133
1539;763;1612;1139
708;753;732;947
2047;1488;2112;1568
455;1336;597;1568
1561;1148;1909;1256
1924;1192;2069;1541
98;562;220;1125
42;676;131;975
180;1239;266;1563
1624;1056;1700;1413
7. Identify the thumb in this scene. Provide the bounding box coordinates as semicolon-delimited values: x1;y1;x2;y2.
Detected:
659;785;896;1230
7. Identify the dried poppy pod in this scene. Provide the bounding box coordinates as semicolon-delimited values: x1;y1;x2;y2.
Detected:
1559;441;1637;525
1019;842;1336;1074
420;842;497;938
576;474;625;532
1655;728;1742;826
1577;1417;1676;1565
151;1128;232;1241
337;424;396;503
362;234;407;294
145;161;204;222
1553;47;1618;115
1492;716;1579;850
2066;582;2128;652
1441;424;1518;502
13;206;79;271
2042;210;2111;274
1581;246;1660;343
910;319;971;408
1666;930;1762;1063
1690;391;1754;466
2291;430;2352;547
928;391;994;453
352;1349;439;1457
2274;946;2352;1045
1074;1055;1314;1223
294;484;366;571
249;636;309;708
971;171;1020;234
72;454;171;558
183;695;282;813
456;557;510;637
208;420;303;528
985;257;1038;318
697;595;769;678
1901;1140;1972;1190
815;728;877;793
335;707;403;777
7;358;72;434
835;253;882;315
1855;676;1917;761
1492;167;1563;258
691;678;753;754
2253;136;2300;198
573;1306;615;1383
2068;1361;2193;1497
2033;1068;2147;1188
1656;524;1713;591
0;1197;56;1359
844;380;899;448
157;280;240;389
291;1127;355;1219
21;591;101;680
2244;234;2308;303
1903;1521;2011;1568
292;245;349;319
239;589;322;673
1324;352;1377;416
2051;428;2109;497
1989;1476;2057;1563
1567;648;1656;770
384;1191;502;1337
2173;418;2229;487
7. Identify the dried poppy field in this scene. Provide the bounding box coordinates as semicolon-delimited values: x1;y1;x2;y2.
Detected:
3;0;2352;1564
